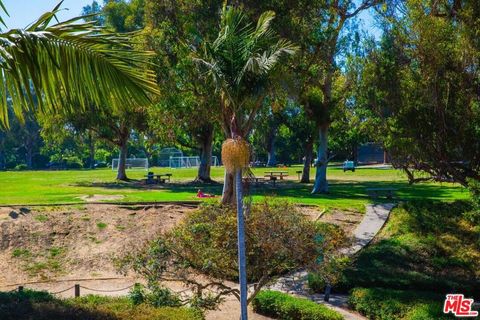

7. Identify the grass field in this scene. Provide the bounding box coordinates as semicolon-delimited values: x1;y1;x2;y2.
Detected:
0;166;469;209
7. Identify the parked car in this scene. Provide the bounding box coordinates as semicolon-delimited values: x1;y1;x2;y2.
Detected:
343;160;355;172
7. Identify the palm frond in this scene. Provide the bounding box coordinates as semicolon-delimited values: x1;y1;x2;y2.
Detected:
0;3;159;128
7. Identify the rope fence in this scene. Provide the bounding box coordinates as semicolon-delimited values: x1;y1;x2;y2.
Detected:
6;283;138;298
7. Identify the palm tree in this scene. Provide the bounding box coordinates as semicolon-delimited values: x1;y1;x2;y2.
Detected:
0;1;158;128
195;6;296;319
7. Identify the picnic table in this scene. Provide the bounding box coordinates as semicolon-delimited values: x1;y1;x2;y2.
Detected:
264;171;289;180
264;171;289;187
145;173;172;184
366;187;397;199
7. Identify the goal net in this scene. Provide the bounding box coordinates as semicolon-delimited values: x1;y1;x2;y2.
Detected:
169;156;219;168
112;158;149;170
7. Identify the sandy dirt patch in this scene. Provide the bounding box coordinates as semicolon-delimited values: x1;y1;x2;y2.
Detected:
79;194;125;202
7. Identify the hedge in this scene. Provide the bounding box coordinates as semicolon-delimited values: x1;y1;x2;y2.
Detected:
252;290;343;320
348;287;453;320
0;290;204;320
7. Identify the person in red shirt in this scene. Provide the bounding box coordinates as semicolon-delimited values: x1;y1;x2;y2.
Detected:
197;189;216;198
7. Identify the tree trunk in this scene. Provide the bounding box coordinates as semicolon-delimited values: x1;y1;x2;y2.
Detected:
88;132;95;169
235;168;248;320
312;125;329;193
222;170;235;204
301;138;313;183
0;149;5;170
196;126;214;182
266;128;276;167
116;141;128;181
26;145;33;169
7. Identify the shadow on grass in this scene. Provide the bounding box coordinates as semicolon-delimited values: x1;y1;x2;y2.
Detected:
72;179;466;204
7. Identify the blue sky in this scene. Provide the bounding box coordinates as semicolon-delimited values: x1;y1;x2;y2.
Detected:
2;0;91;29
2;1;381;39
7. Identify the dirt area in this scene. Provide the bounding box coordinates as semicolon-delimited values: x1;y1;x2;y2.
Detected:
0;204;191;287
0;203;362;320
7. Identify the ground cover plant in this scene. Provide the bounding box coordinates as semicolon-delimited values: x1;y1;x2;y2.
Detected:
305;199;480;319
0;289;203;320
252;290;343;320
338;201;480;296
348;287;452;320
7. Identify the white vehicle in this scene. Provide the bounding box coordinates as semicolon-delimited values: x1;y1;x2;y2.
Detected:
343;160;355;172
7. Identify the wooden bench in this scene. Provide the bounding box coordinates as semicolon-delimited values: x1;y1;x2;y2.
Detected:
366;187;397;199
296;170;303;180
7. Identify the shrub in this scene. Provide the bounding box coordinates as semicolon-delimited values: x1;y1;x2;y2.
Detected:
348;288;452;320
64;156;83;169
339;201;480;295
120;200;322;310
0;290;203;320
252;290;343;320
14;164;28;171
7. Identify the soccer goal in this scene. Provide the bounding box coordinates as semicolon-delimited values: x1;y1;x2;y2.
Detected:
169;156;219;168
111;158;149;171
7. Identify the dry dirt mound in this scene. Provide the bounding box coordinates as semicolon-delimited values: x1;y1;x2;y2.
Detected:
0;204;193;287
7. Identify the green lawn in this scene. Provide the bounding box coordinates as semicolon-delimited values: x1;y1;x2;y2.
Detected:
0;166;469;209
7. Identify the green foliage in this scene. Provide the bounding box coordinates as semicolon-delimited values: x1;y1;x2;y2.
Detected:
340;201;480;295
119;200;320;309
96;222;107;230
194;6;296;138
348;288;451;320
0;289;203;320
355;1;480;185
128;283;181;308
252;290;343;320
14;164;28;171
0;2;158;129
64;156;84;169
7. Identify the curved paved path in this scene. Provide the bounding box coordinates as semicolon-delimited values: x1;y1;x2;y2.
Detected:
269;203;396;320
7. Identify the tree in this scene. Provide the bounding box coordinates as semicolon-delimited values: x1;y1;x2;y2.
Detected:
0;1;158;129
242;0;382;193
194;7;297;319
356;0;480;186
195;6;297;203
143;0;221;183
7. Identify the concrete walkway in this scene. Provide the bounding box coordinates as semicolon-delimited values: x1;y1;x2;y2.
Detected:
269;203;396;320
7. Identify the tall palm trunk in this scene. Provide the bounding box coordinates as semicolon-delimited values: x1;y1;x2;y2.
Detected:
235;168;248;320
312;125;329;193
222;170;235;204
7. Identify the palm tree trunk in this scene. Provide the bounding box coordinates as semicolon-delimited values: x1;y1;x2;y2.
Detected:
222;171;235;204
235;168;248;320
312;125;329;193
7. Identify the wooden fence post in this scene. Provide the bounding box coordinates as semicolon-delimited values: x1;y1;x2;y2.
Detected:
74;284;80;298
